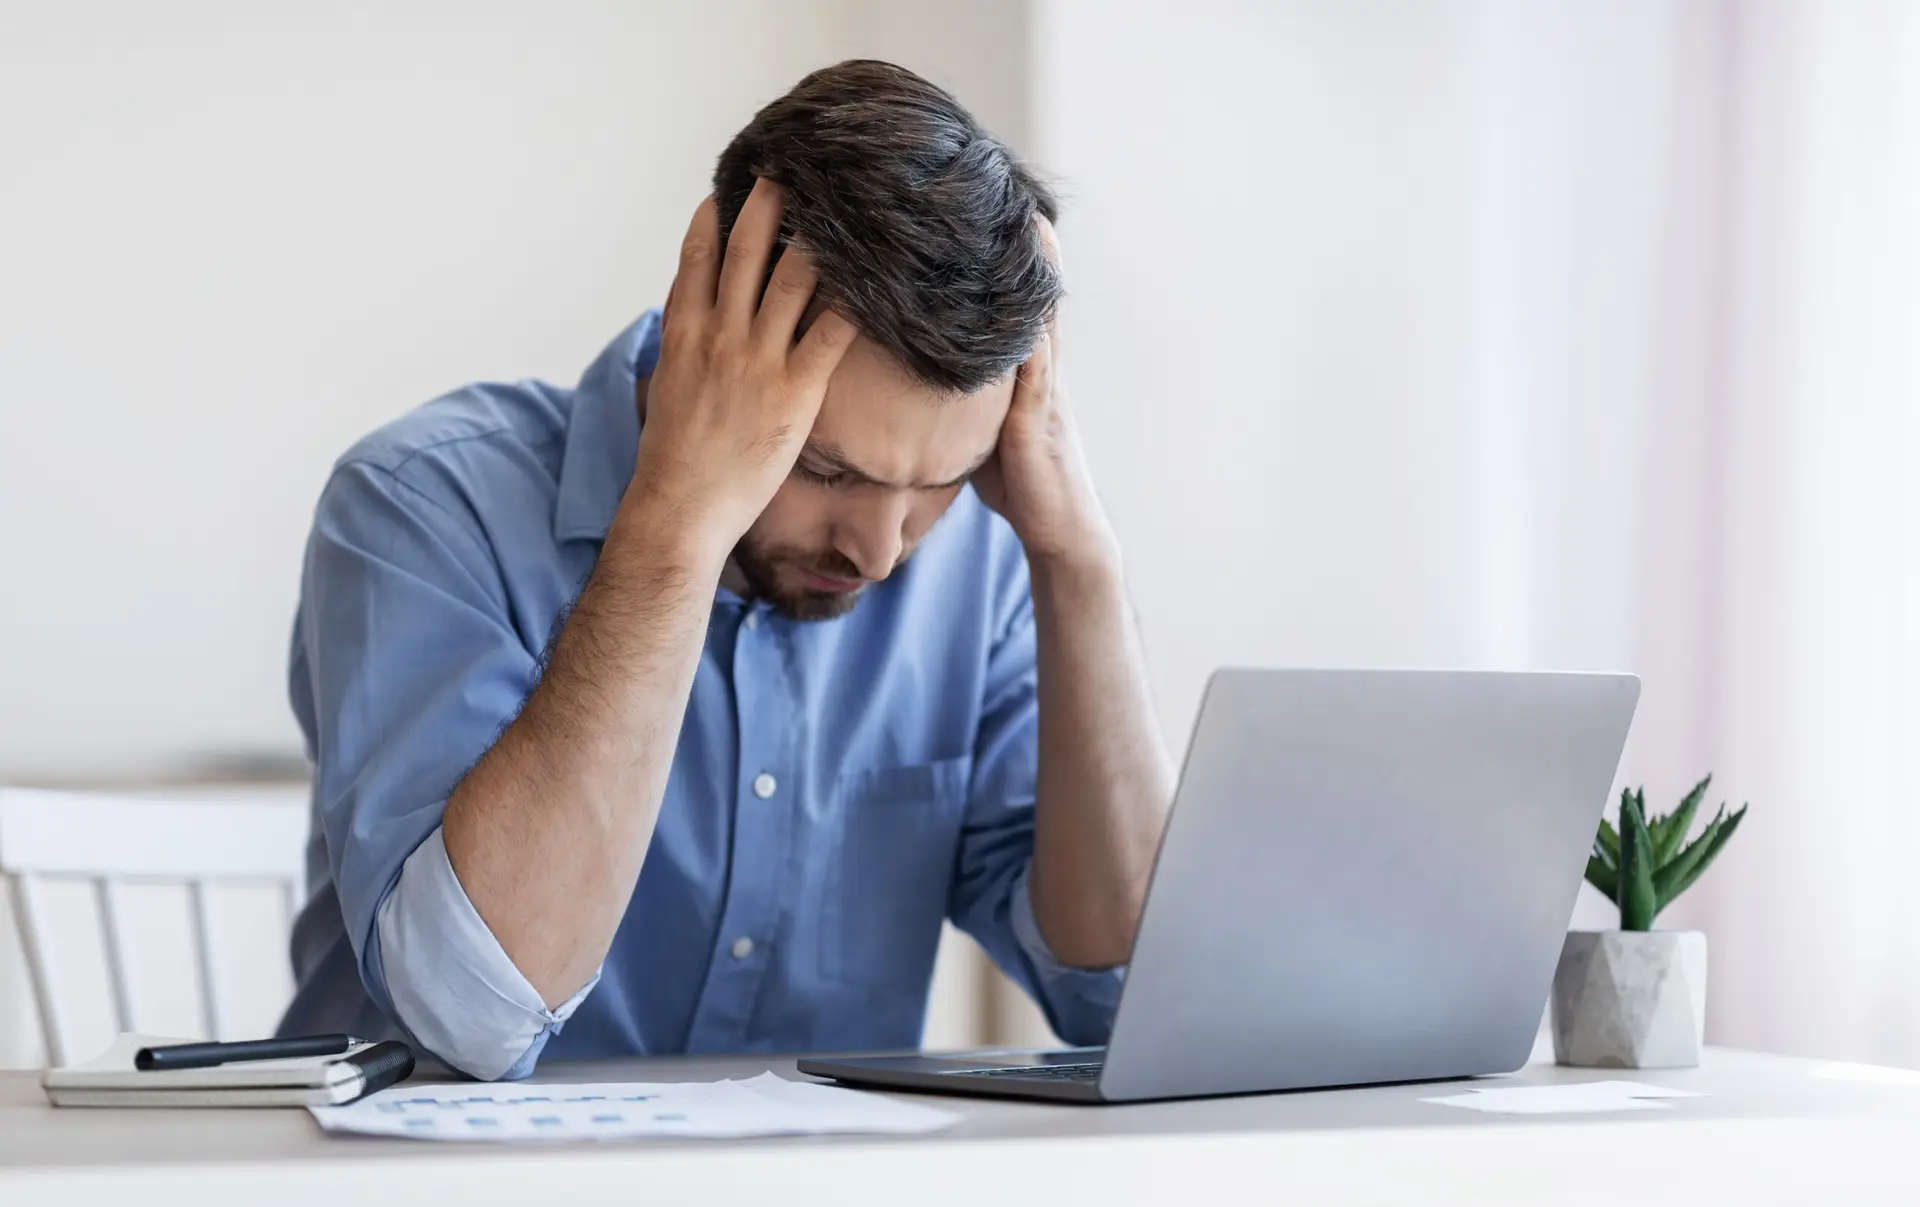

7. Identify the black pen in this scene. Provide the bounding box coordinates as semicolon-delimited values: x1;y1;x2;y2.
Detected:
134;1034;359;1071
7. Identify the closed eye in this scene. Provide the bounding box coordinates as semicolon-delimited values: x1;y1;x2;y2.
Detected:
793;464;849;489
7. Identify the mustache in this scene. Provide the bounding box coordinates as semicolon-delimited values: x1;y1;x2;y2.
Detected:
803;552;866;581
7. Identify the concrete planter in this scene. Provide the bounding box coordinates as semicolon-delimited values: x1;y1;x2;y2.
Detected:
1551;930;1707;1068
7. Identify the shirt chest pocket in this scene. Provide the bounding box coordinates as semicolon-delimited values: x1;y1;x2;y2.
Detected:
817;756;972;988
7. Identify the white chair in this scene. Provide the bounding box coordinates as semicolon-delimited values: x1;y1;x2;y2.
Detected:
0;786;309;1066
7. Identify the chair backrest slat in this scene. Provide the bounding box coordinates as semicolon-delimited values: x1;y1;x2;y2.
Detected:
186;880;226;1042
7;873;72;1067
0;787;307;1066
92;878;137;1035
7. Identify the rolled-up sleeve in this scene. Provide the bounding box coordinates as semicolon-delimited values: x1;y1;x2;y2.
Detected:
946;585;1126;1047
299;457;589;1077
376;827;597;1079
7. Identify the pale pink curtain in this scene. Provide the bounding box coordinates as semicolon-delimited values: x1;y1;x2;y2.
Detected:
1669;0;1920;1066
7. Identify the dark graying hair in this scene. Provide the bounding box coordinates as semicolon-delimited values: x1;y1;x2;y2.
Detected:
713;59;1060;393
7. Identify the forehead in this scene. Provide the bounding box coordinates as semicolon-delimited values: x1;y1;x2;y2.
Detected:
809;335;1016;482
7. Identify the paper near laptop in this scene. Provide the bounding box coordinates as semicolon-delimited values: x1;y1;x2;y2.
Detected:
310;1072;958;1141
1422;1080;1705;1114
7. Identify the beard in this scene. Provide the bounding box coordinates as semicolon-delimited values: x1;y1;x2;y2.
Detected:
731;537;875;622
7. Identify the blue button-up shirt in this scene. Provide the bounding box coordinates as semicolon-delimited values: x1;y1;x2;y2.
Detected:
278;312;1122;1078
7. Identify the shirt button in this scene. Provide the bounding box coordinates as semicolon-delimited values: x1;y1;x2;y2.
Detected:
752;772;777;799
744;611;760;631
731;936;755;960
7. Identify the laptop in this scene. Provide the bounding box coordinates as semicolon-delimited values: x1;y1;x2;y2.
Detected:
799;667;1640;1104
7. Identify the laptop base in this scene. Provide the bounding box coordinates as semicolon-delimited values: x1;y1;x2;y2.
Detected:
797;1049;1109;1103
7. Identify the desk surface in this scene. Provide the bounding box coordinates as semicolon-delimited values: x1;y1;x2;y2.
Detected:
6;1047;1920;1205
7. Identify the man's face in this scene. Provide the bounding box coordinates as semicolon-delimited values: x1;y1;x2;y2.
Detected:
734;334;1015;621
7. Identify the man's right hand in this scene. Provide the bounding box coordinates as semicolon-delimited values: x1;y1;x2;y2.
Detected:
628;180;857;556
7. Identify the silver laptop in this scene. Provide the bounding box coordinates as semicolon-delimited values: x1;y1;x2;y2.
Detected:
800;667;1640;1103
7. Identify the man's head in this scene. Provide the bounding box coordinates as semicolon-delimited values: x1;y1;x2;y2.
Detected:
710;60;1061;620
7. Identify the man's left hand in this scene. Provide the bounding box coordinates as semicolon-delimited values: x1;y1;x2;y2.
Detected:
972;221;1119;567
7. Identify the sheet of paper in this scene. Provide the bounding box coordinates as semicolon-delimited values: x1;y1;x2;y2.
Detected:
310;1072;959;1142
1809;1060;1920;1087
1421;1080;1706;1115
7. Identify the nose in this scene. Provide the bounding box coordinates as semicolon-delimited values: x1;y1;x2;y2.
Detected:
832;493;911;581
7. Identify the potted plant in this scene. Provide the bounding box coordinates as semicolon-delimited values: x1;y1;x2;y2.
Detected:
1552;776;1747;1068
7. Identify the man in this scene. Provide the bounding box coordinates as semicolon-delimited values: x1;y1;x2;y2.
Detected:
279;60;1173;1080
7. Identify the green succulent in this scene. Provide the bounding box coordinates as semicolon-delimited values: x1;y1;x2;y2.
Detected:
1585;775;1747;932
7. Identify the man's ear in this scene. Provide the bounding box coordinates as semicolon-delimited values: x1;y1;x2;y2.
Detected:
1032;215;1066;358
1034;212;1063;270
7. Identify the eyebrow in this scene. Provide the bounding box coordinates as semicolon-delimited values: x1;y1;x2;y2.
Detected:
799;439;992;491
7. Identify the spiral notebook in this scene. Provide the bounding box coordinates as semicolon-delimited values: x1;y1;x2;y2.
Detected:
42;1033;415;1108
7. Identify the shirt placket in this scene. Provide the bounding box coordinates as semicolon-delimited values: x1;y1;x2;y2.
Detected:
683;601;795;1051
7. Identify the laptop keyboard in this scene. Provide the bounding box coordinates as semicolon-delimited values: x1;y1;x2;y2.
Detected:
950;1062;1105;1083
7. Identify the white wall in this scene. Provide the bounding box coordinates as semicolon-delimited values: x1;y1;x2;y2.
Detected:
0;0;1026;781
1026;0;1717;1003
0;0;1028;1067
1032;0;1689;739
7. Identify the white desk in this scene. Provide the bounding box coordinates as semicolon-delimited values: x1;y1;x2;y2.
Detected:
4;1047;1918;1205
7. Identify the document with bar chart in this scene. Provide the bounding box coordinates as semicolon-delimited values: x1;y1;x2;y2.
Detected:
309;1072;957;1142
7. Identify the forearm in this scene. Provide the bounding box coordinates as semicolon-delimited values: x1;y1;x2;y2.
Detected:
442;485;725;1006
1027;541;1175;968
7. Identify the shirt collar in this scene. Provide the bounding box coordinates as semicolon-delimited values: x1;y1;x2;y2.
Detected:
552;310;663;544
